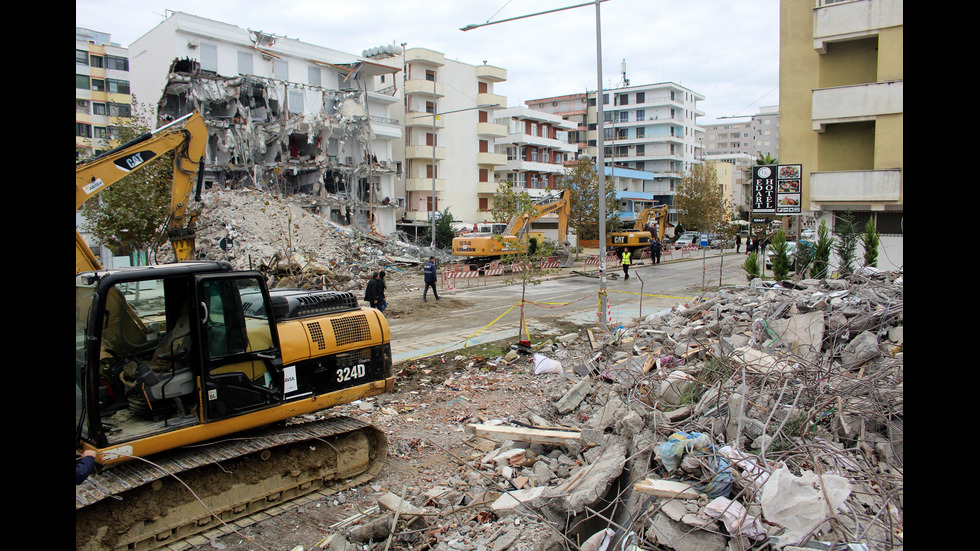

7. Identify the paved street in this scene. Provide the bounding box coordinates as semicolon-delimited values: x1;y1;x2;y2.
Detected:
389;248;747;362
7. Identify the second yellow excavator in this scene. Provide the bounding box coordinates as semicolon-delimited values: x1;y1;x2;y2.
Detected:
606;204;669;258
452;190;570;266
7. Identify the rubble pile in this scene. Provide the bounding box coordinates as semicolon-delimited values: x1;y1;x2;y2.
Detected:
185;188;434;291
321;271;903;551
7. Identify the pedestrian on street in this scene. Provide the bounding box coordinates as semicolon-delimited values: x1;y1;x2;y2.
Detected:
621;249;632;280
652;238;662;265
364;272;380;309
377;270;388;313
423;257;440;302
735;233;741;253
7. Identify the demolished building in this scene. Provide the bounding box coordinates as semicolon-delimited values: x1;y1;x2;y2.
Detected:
130;12;404;236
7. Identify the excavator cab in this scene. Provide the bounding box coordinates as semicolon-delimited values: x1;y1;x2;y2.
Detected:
75;262;282;455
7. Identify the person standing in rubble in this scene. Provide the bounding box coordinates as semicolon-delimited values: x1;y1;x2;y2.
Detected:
621;249;632;280
364;272;381;309
377;270;388;313
423;257;440;302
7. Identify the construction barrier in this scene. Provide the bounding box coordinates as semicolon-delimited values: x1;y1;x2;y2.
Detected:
540;258;560;269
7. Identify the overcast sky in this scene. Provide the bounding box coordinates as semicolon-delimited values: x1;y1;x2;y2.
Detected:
77;0;780;124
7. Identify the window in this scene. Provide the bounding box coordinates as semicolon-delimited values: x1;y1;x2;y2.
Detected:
274;59;289;80
238;51;253;75
619;112;628;123
76;50;89;64
105;55;128;71
94;126;109;139
108;103;131;117
92;102;107;116
106;79;130;94
76;74;90;89
76;122;92;138
479;168;489;182
636;110;645;121
89;55;104;68
200;43;217;73
618;94;628;105
425;69;436;82
91;78;105;92
636;127;645;139
308;65;322;86
636;92;645;103
479;197;489;210
288;90;304;113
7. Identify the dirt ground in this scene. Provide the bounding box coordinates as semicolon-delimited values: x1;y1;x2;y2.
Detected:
191;342;570;550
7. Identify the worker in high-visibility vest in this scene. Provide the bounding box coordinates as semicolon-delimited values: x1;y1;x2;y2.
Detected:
622;249;632;281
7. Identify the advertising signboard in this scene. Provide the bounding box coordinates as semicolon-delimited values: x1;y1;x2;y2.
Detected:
752;165;802;214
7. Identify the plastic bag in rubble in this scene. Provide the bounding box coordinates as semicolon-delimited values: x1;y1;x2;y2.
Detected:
533;353;562;374
704;496;767;539
760;465;852;547
655;432;733;498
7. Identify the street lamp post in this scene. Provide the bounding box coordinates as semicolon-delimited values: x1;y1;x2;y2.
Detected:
463;0;611;330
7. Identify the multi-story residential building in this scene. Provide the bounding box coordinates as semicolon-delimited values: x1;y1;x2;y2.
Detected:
530;83;704;204
701;105;779;160
494;107;577;198
374;47;508;228
75;28;132;159
129;12;403;234
780;0;902;268
524;93;590;159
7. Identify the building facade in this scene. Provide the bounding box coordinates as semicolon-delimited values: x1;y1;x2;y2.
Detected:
75;28;132;159
779;0;903;268
701;105;779;160
376;48;508;228
494;107;577;198
129;12;403;235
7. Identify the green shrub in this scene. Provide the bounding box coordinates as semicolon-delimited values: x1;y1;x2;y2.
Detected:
743;252;761;282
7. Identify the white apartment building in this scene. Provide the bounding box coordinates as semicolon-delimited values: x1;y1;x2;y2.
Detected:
129;11;403;235
75;28;132;159
371;48;508;228
494;107;577;198
701;105;779;160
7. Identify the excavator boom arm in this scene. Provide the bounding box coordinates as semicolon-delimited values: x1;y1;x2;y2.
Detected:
75;112;209;272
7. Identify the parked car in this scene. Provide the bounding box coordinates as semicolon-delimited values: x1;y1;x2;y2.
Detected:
799;228;816;243
674;233;698;249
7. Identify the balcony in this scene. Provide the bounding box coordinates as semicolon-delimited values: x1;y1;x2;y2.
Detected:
811;80;903;131
476;92;506;109
477;152;507;166
406;112;444;129
476;181;500;193
477;122;508;138
405;48;444;66
406;178;446;192
476;65;507;82
814;0;903;53
405;79;445;97
810;169;902;204
406;145;445;160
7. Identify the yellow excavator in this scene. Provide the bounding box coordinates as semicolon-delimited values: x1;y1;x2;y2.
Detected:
606;204;669;258
75;112;393;551
452;190;570;266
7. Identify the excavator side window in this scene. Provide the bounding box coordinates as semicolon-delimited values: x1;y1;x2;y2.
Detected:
199;276;280;421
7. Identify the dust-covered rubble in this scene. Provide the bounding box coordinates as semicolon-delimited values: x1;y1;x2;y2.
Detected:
176;188;443;292
315;270;903;551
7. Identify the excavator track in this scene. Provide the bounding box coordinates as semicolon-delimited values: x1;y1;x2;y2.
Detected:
76;416;388;551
